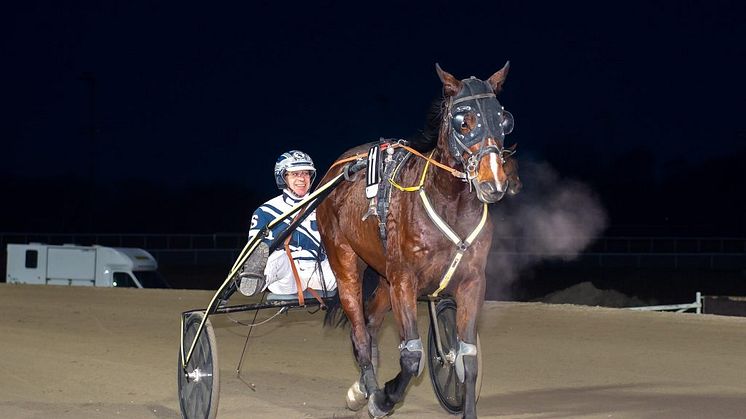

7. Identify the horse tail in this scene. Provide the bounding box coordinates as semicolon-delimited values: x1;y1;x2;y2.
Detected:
322;291;345;328
323;267;379;328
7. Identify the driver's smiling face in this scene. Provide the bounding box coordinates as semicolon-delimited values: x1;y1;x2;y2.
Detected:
285;170;312;197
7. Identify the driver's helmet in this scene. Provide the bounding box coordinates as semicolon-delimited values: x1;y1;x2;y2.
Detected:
274;150;316;190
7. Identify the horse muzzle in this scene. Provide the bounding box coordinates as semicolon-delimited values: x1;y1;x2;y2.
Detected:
474;180;506;203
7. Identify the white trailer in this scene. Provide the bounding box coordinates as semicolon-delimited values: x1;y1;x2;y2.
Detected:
5;243;168;288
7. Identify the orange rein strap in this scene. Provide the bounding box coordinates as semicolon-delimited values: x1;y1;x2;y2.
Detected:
283;208;326;307
283;210;305;305
328;142;466;179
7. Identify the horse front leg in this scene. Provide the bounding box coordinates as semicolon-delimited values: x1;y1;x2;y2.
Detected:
366;277;391;374
454;275;486;419
368;274;421;418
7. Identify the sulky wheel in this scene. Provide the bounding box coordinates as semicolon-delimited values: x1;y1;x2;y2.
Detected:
178;312;220;419
427;298;482;415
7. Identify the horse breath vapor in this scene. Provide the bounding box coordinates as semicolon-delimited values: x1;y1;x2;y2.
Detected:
487;160;608;300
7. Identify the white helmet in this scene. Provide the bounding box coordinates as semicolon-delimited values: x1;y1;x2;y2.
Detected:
274;150;316;190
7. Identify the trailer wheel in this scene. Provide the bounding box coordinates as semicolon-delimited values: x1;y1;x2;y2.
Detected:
178;312;220;419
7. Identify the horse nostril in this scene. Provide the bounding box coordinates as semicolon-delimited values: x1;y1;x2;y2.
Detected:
477;181;506;203
480;182;496;194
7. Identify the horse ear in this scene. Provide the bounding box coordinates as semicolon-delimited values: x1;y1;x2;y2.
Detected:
435;63;462;97
487;61;510;93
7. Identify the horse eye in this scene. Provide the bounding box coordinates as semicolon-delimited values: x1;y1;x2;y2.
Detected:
452;112;476;134
452;114;464;130
500;110;514;135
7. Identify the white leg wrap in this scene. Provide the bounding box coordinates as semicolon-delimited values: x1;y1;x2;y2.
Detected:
455;340;478;383
346;379;367;411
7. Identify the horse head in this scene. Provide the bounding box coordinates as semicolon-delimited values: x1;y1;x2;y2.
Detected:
436;62;517;203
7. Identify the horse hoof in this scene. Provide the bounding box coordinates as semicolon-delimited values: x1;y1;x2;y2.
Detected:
346;380;367;411
367;390;390;418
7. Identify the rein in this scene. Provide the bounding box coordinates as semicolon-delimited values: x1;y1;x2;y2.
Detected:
329;142;466;180
389;151;434;192
283;209;325;307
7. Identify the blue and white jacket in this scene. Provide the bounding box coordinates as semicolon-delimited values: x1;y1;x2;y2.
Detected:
248;190;326;263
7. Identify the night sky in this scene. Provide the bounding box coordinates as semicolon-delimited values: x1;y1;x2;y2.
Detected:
3;1;745;234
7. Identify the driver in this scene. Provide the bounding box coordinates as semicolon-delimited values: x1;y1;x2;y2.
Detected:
233;150;337;297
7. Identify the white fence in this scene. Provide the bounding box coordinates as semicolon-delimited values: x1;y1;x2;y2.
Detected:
628;292;702;314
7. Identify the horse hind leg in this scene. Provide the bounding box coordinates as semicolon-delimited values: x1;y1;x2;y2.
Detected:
345;328;379;412
333;259;379;412
347;271;390;410
368;275;422;417
366;274;391;374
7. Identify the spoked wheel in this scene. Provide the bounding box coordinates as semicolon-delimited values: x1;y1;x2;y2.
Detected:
427;298;482;415
178;312;220;419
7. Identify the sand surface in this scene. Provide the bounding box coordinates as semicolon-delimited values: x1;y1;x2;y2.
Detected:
2;284;746;418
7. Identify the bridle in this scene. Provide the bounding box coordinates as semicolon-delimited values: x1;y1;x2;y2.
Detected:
443;78;515;186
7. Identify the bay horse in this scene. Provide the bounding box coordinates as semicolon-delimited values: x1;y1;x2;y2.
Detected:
316;63;517;418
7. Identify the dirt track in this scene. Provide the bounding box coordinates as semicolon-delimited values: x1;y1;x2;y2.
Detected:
2;284;746;418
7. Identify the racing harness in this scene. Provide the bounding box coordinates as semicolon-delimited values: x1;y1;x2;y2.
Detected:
361;139;489;298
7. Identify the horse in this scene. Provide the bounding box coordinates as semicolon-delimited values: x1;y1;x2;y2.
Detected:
316;63;518;419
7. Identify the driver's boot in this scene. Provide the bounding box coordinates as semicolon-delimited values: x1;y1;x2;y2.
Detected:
236;242;269;296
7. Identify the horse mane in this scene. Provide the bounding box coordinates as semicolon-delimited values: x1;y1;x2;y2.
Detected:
404;98;446;152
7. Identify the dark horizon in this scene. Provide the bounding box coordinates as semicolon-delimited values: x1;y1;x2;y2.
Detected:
3;145;746;236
